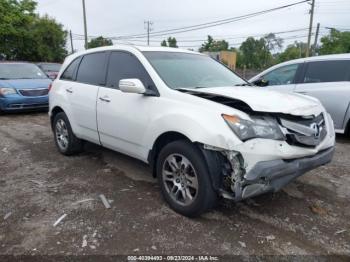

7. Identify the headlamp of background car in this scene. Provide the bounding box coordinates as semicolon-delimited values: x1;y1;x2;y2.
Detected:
0;88;17;96
222;114;285;141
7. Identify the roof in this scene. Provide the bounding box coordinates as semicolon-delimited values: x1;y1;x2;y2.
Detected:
66;44;200;61
277;53;350;67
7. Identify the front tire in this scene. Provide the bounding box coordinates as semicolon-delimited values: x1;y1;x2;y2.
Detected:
156;140;217;217
53;112;83;155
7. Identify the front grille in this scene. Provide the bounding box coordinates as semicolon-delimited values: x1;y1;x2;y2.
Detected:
19;88;48;97
279;114;327;147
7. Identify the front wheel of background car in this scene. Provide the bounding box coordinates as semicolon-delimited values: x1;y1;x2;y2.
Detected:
53;112;83;156
156;140;218;217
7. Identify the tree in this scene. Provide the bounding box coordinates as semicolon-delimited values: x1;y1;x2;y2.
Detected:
199;35;229;52
167;37;178;48
31;15;67;62
87;36;113;49
264;33;283;53
318;29;350;55
160;37;178;48
239;37;270;69
0;0;67;62
277;41;307;63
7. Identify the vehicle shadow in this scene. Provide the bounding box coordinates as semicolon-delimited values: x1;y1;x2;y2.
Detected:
0;110;48;118
83;141;155;183
336;133;350;143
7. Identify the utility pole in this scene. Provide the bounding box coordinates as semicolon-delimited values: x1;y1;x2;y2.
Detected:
144;21;153;46
69;30;74;54
312;23;320;56
306;0;315;57
82;0;88;49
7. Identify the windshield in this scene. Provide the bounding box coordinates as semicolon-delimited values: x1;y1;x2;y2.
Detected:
143;51;246;89
39;63;61;72
0;63;48;80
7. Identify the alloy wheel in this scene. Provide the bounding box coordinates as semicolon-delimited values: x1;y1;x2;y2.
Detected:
55;119;69;151
162;154;199;206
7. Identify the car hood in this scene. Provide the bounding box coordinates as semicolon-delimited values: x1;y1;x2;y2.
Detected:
0;79;52;89
183;86;323;116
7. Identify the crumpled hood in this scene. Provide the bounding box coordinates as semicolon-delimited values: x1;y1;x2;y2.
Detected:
187;86;323;116
0;79;52;89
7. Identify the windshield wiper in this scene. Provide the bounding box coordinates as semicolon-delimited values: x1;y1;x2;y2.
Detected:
176;87;206;91
235;83;252;86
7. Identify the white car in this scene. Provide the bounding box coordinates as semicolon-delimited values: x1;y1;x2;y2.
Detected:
49;45;335;217
249;54;350;134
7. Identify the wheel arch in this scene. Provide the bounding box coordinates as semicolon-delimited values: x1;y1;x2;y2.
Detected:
147;131;225;194
50;106;65;130
147;131;192;177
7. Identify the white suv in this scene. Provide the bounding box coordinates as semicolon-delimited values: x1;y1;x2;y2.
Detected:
49;45;335;217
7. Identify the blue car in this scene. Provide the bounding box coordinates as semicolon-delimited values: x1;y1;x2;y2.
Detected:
0;62;52;113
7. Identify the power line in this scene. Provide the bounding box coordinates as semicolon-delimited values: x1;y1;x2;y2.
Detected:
178;34;313;48
106;0;310;40
73;27;312;42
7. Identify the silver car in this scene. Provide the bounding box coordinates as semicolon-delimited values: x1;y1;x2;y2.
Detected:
250;54;350;134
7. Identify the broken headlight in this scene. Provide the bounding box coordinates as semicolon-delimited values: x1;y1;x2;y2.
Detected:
222;114;285;141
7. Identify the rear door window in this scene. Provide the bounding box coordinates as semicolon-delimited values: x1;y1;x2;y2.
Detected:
106;51;154;89
262;64;299;86
303;60;350;83
76;52;107;86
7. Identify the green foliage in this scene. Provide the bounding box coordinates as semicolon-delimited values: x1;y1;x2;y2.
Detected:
0;0;67;62
160;37;178;48
30;15;67;62
238;37;270;69
318;29;350;55
167;37;178;48
199;35;229;52
87;36;113;49
277;41;307;63
236;34;283;69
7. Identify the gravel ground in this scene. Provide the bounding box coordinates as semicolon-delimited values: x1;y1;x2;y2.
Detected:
0;112;349;258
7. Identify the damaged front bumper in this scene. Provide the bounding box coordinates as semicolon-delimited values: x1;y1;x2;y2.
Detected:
234;146;334;201
201;145;335;202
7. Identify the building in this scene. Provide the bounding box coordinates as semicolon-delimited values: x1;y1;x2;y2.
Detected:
203;51;237;70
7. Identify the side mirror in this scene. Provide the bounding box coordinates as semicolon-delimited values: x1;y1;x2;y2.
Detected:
119;79;146;94
253;78;269;87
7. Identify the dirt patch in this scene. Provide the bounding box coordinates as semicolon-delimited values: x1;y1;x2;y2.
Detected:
0;113;349;256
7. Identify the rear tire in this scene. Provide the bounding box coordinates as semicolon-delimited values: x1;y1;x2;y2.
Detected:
53;112;83;155
156;140;218;217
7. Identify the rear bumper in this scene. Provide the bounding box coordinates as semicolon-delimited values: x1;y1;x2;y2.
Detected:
238;146;335;200
0;96;48;112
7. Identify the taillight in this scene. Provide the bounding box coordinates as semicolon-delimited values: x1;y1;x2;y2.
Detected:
48;83;52;92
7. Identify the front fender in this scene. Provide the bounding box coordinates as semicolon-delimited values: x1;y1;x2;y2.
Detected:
143;112;242;151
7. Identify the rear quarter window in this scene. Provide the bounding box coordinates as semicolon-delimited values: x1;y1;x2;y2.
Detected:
60;58;81;81
303;60;350;83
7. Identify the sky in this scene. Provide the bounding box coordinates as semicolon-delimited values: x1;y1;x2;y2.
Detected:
35;0;350;52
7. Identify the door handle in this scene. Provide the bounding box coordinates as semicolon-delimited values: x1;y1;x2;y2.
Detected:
66;88;73;93
99;96;111;102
